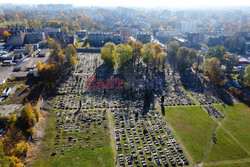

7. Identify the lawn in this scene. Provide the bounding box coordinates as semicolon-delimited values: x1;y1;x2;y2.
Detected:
222;103;250;152
205;162;250;167
205;127;249;162
33;109;114;167
164;105;217;163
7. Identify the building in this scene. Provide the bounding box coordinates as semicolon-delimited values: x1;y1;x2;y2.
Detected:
24;32;45;44
14;58;31;71
177;21;197;34
87;32;123;47
136;32;151;43
6;31;26;47
64;34;76;45
76;30;86;39
155;30;178;43
119;27;130;39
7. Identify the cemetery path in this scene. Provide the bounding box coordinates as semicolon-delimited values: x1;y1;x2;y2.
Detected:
202;157;250;166
221;126;250;155
199;121;222;167
107;109;118;167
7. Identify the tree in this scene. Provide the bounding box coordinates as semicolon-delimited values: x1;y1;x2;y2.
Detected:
244;65;250;87
86;43;90;49
33;106;41;119
61;26;69;34
7;114;17;126
154;44;164;71
141;43;156;76
141;43;156;65
205;46;226;61
0;141;10;167
222;54;239;74
2;30;10;41
100;42;117;68
167;41;179;64
37;61;43;72
64;44;77;59
69;56;77;68
9;156;20;167
27;127;35;137
21;103;36;128
14;141;29;157
202;57;225;85
25;44;33;55
176;47;190;72
115;44;133;68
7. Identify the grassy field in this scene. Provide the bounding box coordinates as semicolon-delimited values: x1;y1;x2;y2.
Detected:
205;127;249;162
33;109;114;167
164;105;217;163
222;103;250;152
205;162;250;167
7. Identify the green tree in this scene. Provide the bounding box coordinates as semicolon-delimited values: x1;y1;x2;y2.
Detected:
167;41;180;64
115;44;133;68
100;42;117;68
141;43;156;76
205;46;226;61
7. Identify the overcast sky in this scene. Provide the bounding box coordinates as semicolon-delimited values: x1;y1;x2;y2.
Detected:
2;0;250;8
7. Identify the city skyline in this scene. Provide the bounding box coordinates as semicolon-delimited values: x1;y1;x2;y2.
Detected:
1;0;250;8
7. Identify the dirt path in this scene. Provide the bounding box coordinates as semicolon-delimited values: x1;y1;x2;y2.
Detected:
24;109;48;166
107;109;118;167
203;157;250;166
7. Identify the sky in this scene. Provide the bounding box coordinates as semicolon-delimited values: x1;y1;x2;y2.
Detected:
2;0;250;8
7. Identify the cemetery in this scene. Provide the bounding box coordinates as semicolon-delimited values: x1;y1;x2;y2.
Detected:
33;53;250;167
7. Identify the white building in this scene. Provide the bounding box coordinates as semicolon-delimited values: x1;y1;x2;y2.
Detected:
177;22;197;34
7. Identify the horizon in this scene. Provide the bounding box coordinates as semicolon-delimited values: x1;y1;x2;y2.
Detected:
0;0;250;9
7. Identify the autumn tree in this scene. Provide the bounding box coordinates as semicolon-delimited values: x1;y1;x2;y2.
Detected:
100;42;117;68
0;141;10;167
2;30;10;41
21;103;36;128
86;43;90;49
1;126;25;156
154;44;164;71
7;114;17;126
37;61;43;72
14;141;29;157
9;156;20;167
202;57;225;85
